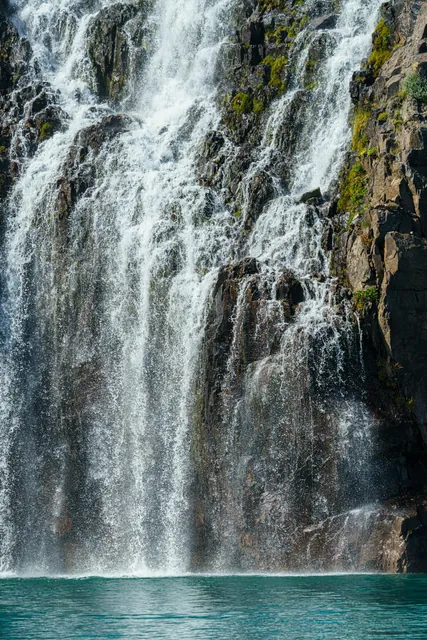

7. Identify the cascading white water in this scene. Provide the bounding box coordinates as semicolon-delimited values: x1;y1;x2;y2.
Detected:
0;0;384;575
202;0;384;570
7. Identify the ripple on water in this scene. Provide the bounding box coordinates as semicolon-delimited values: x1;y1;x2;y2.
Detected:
0;574;427;639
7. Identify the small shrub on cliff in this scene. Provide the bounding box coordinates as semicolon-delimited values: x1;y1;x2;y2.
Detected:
354;287;379;312
405;72;427;104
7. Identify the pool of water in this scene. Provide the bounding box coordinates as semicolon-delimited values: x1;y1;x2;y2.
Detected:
0;574;427;639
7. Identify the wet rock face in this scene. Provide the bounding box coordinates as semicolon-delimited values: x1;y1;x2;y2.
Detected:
86;2;150;103
191;260;305;569
196;0;333;225
56;114;133;222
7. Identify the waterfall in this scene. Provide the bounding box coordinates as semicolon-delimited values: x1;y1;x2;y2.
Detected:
0;0;384;575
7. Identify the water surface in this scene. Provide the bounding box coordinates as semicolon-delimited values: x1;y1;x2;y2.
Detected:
1;574;427;639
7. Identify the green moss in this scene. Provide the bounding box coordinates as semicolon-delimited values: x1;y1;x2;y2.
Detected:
377;112;388;122
398;88;408;101
271;25;288;44
338;162;368;220
305;81;318;91
39;122;54;142
395;395;415;412
405;72;427;104
231;92;252;114
368;19;394;78
262;55;288;93
354;286;379;312
230;92;265;116
360;147;377;158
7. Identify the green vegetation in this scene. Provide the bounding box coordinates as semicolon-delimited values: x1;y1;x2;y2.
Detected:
368;18;394;78
338;162;368;221
377;358;415;412
393;109;403;129
231;92;252;114
357;146;378;159
262;56;288;93
351;107;371;154
377;111;388;122
305;81;318;91
396;395;415;412
354;286;379;312
359;232;372;247
270;25;288;44
405;71;427;104
231;92;265;115
0;40;11;62
39;122;53;142
253;96;265;113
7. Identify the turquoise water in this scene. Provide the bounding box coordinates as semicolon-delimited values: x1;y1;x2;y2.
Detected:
1;575;427;639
